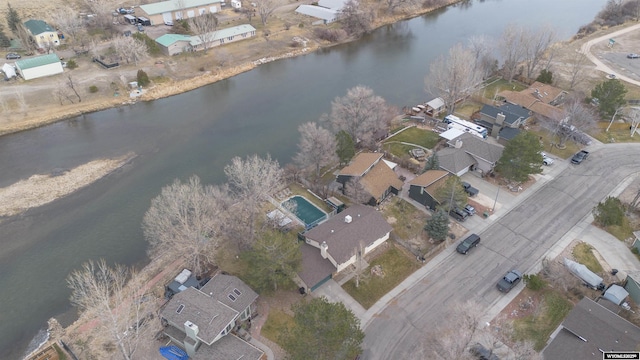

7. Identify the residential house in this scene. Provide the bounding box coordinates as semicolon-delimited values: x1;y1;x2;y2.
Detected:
425;97;445;117
155;24;256;55
15;54;64;81
407;170;450;210
138;0;223;26
337;152;403;205
624;269;640;305
301;204;392;275
436;133;504;176
497;127;521;146
477;103;531;138
24;20;60;49
542;297;640;359
498;81;566;122
160;274;262;359
295;0;346;24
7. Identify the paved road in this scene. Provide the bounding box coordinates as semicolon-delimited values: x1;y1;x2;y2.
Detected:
362;143;640;359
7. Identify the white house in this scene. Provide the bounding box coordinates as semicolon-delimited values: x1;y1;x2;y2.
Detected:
15;54;63;81
24;19;60;49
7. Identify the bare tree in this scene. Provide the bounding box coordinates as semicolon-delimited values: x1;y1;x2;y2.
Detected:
224;154;283;247
551;95;598;147
67;259;155;360
425;43;482;114
498;23;527;82
339;0;373;36
189;13;218;54
567;51;589;90
521;26;556;79
384;0;415;14
112;35;148;65
254;0;276;26
67;75;82;103
84;0;118;28
49;7;85;45
13;88;27;111
53;79;78;105
467;35;496;79
344;177;371;204
328;85;391;148
142;175;229;274
294;122;338;180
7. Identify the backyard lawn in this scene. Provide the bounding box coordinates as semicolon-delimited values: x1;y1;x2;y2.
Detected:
382;142;418;159
526;128;581;159
591;121;640;144
288;183;333;212
261;308;294;346
572;243;604;273
384;127;441;149
382;197;429;241
342;245;420;309
479;78;528;100
514;290;573;351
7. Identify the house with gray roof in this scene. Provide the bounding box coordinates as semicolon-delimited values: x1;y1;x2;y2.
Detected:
436;133;504;176
160;273;261;358
24;19;60;49
542;297;640;360
407;170;450;210
478;104;531;138
301;204;392;274
155;24;256;55
138;0;222;26
14;54;63;81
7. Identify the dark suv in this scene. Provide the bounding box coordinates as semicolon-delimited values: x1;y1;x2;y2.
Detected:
497;270;522;292
449;207;468;222
456;233;480;254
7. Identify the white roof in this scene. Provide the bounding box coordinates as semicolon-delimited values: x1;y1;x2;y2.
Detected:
318;0;347;9
439;128;465;141
295;5;339;21
2;63;16;78
382;159;397;170
426;97;445;109
189;24;256;46
140;0;222;15
603;284;629;305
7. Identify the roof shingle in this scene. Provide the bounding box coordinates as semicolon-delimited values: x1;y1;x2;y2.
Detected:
359;161;403;201
339;153;383;177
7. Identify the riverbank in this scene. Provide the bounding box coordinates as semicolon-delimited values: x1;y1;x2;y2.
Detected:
0;0;460;137
0;152;136;217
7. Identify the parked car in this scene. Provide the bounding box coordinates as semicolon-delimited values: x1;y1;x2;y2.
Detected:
137;24;144;32
497;270;522;292
449;207;468;222
464;204;476;216
628;53;640;59
470;343;500;360
456;233;481;254
462;182;479;197
6;53;20;60
541;152;554;166
571;150;589;164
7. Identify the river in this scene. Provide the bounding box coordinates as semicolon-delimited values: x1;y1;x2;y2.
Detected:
0;0;604;357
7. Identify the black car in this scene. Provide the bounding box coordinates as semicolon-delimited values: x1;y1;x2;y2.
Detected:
497;270;522;292
6;53;21;60
462;181;479;197
449;207;468;222
456;233;480;254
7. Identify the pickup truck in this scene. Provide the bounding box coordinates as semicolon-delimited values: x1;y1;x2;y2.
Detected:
462;182;479;197
571;150;589;164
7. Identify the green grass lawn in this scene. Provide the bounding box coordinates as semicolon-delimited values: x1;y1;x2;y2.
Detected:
261;308;294;346
384;127;441;149
479;78;528;100
382;142;416;158
382;198;428;241
288;183;333;212
453;101;483;118
526;128;581;159
591;121;640;144
342;245;420;309
572;243;604;273
606;216;635;241
514;291;573;351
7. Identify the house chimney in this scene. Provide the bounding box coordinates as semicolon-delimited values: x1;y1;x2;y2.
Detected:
184;321;199;340
495;113;506;126
454;140;463;149
344;215;352;223
320;241;328;259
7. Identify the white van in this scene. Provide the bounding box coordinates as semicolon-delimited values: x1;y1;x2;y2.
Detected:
124;14;136;25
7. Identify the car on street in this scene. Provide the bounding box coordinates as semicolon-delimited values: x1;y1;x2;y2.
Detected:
6;53;20;60
497;270;522;292
541;152;554;166
571;150;589;164
456;233;481;254
628;53;640;59
464;204;476;216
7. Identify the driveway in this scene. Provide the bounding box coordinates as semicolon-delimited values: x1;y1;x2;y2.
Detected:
312;279;366;321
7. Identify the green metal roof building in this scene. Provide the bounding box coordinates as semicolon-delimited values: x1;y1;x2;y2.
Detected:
15;54;63;80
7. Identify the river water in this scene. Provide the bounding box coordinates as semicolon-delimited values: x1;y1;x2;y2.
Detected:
0;0;604;357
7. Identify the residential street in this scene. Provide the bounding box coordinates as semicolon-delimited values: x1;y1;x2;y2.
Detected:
360;143;640;359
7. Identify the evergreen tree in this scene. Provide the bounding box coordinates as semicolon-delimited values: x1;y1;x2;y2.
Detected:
6;3;21;33
536;69;553;84
424;209;449;242
495;131;543;183
591;78;627;117
593;196;625;227
335;130;355;165
136;69;150;86
422;153;440;173
0;23;11;48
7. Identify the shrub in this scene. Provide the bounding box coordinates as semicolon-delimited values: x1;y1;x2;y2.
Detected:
298;23;304;28
66;59;78;69
523;274;546;291
536;69;553;84
199;66;206;72
593;196;625;227
314;28;347;42
88;85;99;93
132;32;161;56
137;69;150;87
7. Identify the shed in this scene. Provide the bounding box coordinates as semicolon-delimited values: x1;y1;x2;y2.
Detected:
15;54;63;80
425;97;445;116
2;63;16;78
564;258;604;289
603;284;629;305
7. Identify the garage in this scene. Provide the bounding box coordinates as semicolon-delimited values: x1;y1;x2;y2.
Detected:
162;12;173;24
187;10;195;17
15;54;63;81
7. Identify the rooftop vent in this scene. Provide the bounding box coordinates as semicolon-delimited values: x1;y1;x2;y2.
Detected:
233;288;241;296
345;215;352;223
228;294;237;302
176;304;185;314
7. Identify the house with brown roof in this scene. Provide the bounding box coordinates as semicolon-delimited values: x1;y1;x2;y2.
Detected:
436;133;504;176
542;297;640;360
337;152;403;205
498;81;566;121
407;170;450;210
301;204;392;274
160;274;263;359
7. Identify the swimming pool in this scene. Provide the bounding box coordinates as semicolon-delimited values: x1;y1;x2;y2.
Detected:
282;195;327;228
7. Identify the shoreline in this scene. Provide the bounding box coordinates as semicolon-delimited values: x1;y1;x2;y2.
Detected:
0;1;460;138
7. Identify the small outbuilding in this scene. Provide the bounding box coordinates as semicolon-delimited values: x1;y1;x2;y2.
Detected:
15;54;63;80
2;63;16;79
